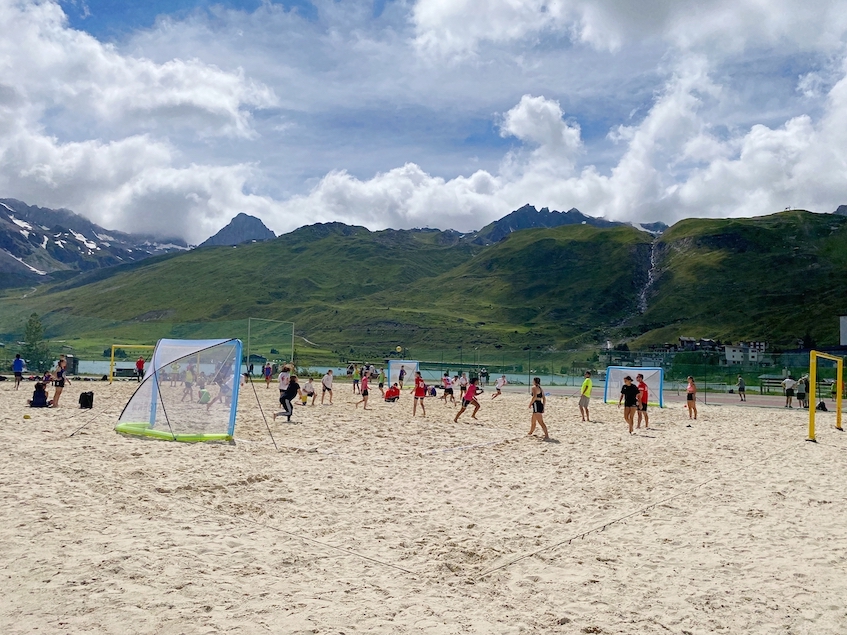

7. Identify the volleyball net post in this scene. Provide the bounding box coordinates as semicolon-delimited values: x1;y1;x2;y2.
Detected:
808;350;843;442
109;344;155;384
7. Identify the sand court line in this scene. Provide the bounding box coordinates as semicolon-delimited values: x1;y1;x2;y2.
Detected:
477;440;800;578
171;495;421;577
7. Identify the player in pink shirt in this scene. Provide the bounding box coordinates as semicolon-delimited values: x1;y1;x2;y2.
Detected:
454;377;481;423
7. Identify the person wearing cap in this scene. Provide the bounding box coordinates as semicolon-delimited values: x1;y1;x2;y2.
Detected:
579;371;593;422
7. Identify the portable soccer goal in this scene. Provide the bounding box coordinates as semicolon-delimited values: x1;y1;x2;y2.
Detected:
115;338;243;442
808;350;843;442
388;360;419;387
109;344;155;383
604;366;664;407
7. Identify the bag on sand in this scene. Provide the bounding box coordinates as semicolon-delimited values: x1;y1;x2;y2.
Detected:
817;400;828;412
79;391;94;409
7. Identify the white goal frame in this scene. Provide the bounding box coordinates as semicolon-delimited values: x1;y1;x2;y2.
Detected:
604;366;665;407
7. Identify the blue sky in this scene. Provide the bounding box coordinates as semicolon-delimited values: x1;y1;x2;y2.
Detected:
2;1;847;242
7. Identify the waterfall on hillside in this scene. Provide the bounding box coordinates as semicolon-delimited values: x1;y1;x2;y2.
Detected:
637;239;660;314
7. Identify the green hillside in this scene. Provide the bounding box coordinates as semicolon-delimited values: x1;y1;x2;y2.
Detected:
632;210;847;347
0;222;650;356
2;209;846;363
372;224;651;345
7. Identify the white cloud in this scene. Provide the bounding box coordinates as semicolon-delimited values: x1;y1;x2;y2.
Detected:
270;56;847;229
0;1;275;137
2;0;847;246
412;0;847;57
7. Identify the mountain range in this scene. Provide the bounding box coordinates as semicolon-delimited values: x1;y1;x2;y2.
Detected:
0;198;188;288
1;208;846;357
1;199;846;358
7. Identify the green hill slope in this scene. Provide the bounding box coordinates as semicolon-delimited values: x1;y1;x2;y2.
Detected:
2;210;846;361
372;224;651;345
0;222;651;354
634;210;847;346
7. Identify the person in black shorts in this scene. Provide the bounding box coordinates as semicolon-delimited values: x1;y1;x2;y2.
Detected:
355;374;371;410
274;375;302;422
618;375;639;434
528;377;549;439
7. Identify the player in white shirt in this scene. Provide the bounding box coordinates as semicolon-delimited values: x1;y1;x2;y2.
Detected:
441;372;456;405
321;370;334;405
781;375;796;408
492;374;507;399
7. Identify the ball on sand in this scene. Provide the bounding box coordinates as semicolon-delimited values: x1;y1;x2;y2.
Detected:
23;414;31;419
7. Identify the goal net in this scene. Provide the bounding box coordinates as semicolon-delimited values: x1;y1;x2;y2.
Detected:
115;338;242;442
808;351;844;442
388;360;419;388
604;366;664;407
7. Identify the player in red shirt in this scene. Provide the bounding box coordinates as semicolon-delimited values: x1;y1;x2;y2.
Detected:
384;383;401;402
411;371;427;416
135;356;145;382
636;373;649;429
454;377;481;423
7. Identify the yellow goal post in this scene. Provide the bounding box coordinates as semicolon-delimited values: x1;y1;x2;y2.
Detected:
808;350;843;442
109;344;155;384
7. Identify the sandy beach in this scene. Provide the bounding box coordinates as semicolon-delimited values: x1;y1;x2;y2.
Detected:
2;378;846;634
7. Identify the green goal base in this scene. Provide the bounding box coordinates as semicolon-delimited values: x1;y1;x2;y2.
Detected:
115;422;233;443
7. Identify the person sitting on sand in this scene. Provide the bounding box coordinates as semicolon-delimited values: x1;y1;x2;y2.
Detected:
454;377;481;423
28;382;51;408
384;383;401;402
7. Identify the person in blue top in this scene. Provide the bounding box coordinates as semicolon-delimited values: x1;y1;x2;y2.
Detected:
28;382;51;408
13;354;25;390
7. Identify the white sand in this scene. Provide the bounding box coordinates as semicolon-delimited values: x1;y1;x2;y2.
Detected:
2;379;846;634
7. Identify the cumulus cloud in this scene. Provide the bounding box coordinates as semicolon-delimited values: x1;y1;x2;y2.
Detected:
2;0;847;244
273;56;847;228
413;0;847;57
0;1;278;242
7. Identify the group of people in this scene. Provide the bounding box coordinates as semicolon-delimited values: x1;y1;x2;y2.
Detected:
267;364;553;440
780;374;811;409
617;373;654;434
16;354;72;408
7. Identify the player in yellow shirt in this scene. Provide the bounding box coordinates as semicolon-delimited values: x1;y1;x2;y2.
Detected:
579;371;592;422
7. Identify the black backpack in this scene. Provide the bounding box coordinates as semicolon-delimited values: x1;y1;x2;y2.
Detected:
79;391;94;409
817;400;828;412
